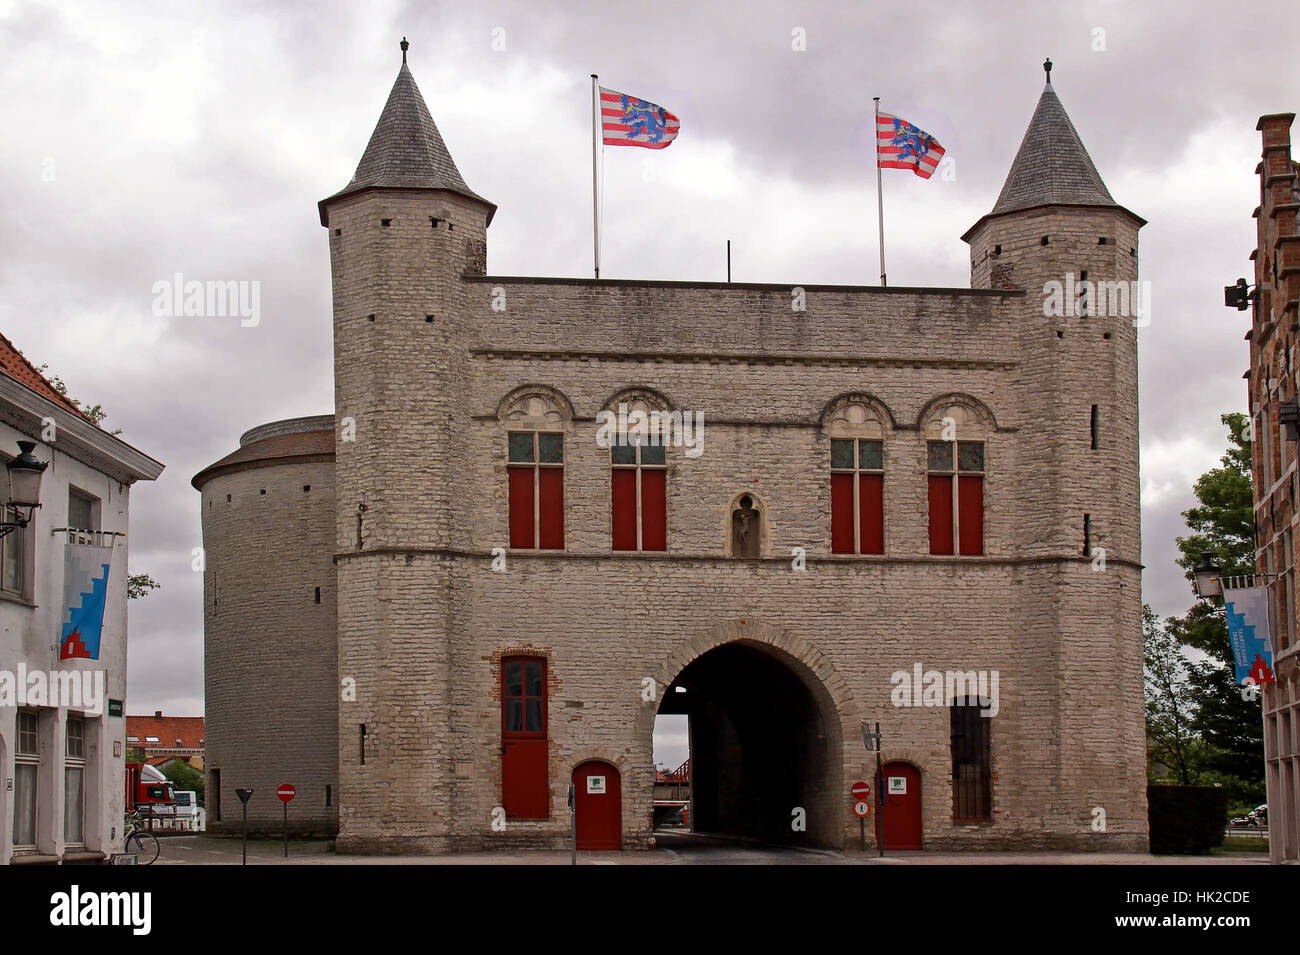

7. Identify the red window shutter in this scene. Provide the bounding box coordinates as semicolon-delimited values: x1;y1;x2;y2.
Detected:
508;467;534;549
957;475;984;556
502;738;548;818
611;469;638;551
858;473;884;554
640;469;667;551
538;468;564;549
928;475;954;555
831;473;855;553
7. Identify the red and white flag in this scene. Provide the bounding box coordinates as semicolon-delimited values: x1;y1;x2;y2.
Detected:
599;87;680;149
876;112;945;179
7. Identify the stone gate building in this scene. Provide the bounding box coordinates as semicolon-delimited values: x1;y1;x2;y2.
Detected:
196;48;1148;851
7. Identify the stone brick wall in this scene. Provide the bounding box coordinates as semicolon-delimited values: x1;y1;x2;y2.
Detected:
315;180;1148;851
198;433;338;836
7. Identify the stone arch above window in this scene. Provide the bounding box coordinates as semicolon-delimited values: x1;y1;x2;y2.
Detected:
819;393;895;436
918;394;997;439
600;386;674;415
497;385;574;430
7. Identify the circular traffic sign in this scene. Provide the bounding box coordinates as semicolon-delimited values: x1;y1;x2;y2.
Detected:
854;800;872;817
277;784;296;803
851;780;871;799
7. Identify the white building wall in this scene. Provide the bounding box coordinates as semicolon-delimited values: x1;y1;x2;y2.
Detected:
0;417;132;863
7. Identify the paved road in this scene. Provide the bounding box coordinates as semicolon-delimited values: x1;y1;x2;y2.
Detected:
143;832;1265;865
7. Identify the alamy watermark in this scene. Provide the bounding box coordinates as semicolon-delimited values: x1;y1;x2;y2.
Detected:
151;272;260;327
595;402;704;458
890;663;999;717
1042;273;1150;327
0;665;106;715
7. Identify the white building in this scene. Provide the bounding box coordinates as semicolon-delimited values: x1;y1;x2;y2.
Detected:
0;335;162;864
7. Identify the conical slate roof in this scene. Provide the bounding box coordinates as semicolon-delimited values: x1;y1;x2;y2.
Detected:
319;59;495;225
990;82;1116;215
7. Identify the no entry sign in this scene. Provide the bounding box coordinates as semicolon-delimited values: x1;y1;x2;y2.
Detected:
851;780;871;800
277;784;296;803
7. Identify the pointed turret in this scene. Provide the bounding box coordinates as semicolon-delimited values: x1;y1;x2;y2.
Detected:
318;39;494;226
964;59;1141;242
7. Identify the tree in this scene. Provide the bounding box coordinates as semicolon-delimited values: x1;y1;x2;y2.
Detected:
1143;603;1210;783
161;759;205;802
127;574;160;600
1167;412;1264;803
34;364;119;434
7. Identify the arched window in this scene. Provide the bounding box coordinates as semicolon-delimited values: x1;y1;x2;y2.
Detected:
825;398;886;554
606;393;669;551
923;399;989;556
501;389;568;550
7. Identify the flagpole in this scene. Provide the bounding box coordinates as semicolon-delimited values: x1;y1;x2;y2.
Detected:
591;74;601;279
874;96;886;287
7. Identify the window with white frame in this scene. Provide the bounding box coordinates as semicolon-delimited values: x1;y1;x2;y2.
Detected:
14;710;39;848
65;715;85;847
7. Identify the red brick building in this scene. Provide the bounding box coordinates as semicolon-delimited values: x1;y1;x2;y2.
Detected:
126;711;205;770
1245;112;1300;865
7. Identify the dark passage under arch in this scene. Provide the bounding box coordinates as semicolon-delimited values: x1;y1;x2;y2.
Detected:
657;641;838;847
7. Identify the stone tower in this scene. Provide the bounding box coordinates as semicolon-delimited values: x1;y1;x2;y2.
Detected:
318;43;495;851
194;416;338;835
962;64;1148;840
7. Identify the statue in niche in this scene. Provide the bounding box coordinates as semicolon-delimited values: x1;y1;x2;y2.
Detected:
731;495;761;557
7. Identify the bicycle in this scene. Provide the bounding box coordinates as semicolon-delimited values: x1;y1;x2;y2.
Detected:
122;811;160;864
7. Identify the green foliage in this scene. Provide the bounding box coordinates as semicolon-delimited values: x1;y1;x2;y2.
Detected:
34;364;121;435
1157;411;1264;803
161;759;205;802
125;747;145;763
127;573;160;600
1143;603;1210;784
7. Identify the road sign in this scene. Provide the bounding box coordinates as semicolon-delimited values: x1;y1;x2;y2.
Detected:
277;784;296;803
851;780;871;800
854;800;872;817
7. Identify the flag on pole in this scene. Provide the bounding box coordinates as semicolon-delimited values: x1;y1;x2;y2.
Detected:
59;542;113;660
599;87;680;149
876;112;945;179
1224;586;1276;685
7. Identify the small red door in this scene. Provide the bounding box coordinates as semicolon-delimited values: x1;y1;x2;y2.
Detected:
877;761;923;850
572;761;621;850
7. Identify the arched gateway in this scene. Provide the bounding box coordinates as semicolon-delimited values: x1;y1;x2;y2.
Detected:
653;620;855;848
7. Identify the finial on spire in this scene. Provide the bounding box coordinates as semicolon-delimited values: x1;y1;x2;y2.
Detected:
1043;57;1052;85
401;37;409;64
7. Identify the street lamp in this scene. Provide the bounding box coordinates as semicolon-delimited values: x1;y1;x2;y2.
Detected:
1192;552;1223;600
0;441;47;539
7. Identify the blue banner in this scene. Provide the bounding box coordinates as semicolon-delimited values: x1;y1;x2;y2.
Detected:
1224;586;1275;685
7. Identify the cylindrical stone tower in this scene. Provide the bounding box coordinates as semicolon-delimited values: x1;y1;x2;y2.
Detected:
193;415;338;836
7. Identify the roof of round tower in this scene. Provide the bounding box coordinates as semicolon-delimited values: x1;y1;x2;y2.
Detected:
192;415;334;491
963;66;1144;241
318;42;496;226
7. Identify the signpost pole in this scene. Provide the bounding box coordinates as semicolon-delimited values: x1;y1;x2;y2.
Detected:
874;722;886;859
859;816;865;852
234;788;254;865
276;784;296;860
568;784;577;866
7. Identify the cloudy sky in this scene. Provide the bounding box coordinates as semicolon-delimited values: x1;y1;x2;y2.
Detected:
1;0;1291;731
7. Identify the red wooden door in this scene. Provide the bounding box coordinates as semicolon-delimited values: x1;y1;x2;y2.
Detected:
572;761;621;850
877;761;923;850
503;739;548;818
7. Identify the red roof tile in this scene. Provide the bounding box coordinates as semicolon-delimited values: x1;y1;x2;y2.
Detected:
126;714;206;751
0;331;88;417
